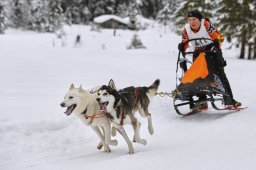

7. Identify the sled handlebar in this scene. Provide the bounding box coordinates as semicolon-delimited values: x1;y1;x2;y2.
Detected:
178;38;214;55
183;50;216;56
180;38;213;47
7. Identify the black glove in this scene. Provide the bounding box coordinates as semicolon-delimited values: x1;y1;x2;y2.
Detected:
178;43;185;52
179;61;187;70
212;38;220;48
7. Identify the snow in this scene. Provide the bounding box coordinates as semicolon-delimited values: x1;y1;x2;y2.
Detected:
1;24;256;170
93;15;129;25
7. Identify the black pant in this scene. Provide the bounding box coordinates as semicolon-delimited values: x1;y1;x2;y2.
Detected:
214;49;234;105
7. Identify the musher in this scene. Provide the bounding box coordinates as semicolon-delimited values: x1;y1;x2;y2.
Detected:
178;10;241;110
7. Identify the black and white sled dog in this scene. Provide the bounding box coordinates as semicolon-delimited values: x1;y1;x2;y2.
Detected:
60;84;117;152
96;79;160;154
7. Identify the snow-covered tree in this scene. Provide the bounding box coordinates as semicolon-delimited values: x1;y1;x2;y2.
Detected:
30;0;49;32
247;0;256;59
113;0;130;16
237;0;254;59
63;6;72;25
157;3;172;33
164;0;179;12
48;0;64;32
127;32;146;49
8;0;36;29
60;0;90;24
252;0;256;59
216;0;254;59
10;0;24;28
157;3;172;24
127;0;141;30
82;6;91;24
216;0;242;43
139;0;158;19
0;1;7;34
90;1;106;18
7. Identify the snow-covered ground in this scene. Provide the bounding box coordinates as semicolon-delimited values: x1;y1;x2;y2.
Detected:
1;25;256;170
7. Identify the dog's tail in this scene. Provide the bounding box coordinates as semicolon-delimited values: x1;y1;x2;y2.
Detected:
147;79;160;97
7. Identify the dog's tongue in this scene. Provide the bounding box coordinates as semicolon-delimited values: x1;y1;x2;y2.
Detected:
64;105;75;116
100;103;108;112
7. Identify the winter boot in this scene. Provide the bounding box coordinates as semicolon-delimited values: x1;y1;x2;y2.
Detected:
225;99;241;108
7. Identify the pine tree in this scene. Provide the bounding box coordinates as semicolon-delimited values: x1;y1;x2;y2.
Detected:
215;0;240;44
249;0;256;59
90;1;106;18
216;0;255;59
63;6;72;25
107;0;130;16
61;0;90;24
115;0;130;17
48;0;64;32
128;0;141;30
9;0;38;30
157;3;172;33
163;0;179;15
254;36;256;59
127;32;146;49
237;0;253;59
0;1;7;34
30;0;49;32
10;0;24;28
140;0;156;18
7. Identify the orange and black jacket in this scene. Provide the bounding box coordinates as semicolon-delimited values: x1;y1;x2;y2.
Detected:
181;19;224;50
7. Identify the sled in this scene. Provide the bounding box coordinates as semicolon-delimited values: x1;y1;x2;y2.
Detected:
172;38;244;116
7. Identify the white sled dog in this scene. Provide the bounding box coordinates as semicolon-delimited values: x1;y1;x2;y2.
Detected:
96;79;160;154
60;84;117;152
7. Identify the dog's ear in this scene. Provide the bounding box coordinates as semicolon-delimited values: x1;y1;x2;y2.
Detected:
69;84;75;90
79;84;83;93
108;79;116;90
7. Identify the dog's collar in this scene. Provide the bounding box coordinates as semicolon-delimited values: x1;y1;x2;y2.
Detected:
81;108;87;115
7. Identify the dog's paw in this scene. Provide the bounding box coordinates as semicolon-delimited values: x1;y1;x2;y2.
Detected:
133;136;147;145
104;149;111;153
132;135;136;142
110;139;118;146
139;139;147;145
97;142;103;150
148;123;154;135
128;148;135;154
103;145;111;153
148;127;154;135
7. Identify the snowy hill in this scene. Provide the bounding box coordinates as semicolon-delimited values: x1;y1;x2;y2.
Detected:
1;25;256;170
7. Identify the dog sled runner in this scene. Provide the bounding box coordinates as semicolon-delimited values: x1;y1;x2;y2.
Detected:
171;38;246;116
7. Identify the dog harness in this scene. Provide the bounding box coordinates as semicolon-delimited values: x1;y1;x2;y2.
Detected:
119;87;139;109
93;87;139;126
84;112;106;119
81;108;106;124
120;87;139;125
